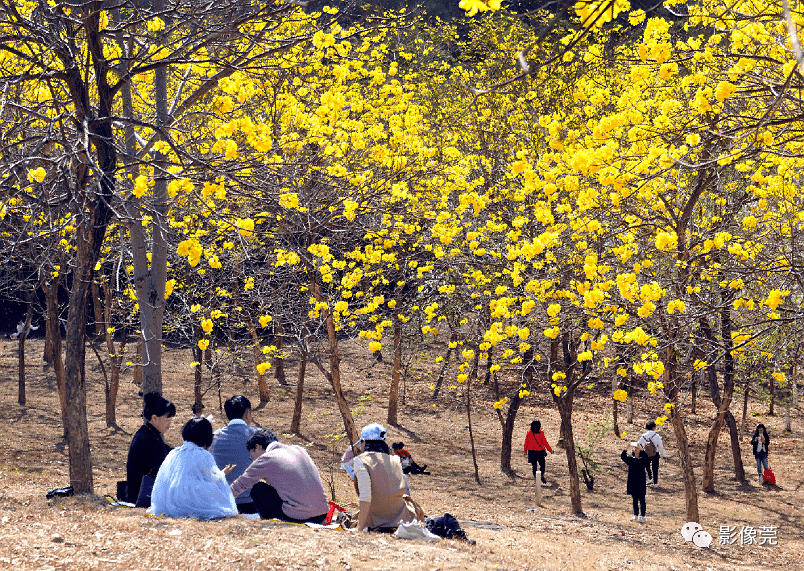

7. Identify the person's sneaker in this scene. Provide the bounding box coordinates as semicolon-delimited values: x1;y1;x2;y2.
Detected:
653;483;658;489
541;478;547;485
395;521;440;541
646;479;653;485
630;515;638;521
758;476;764;485
638;516;645;524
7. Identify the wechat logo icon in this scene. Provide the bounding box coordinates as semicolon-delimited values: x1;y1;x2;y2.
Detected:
681;522;712;548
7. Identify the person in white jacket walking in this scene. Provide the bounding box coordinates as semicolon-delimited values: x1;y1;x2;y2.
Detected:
637;421;668;489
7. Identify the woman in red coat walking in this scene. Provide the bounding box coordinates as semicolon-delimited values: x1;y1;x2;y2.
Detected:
524;420;553;484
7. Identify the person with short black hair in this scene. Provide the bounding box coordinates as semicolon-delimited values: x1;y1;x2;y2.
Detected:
147;416;238;520
637;420;668;488
124;392;176;505
230;429;329;523
210;395;258;514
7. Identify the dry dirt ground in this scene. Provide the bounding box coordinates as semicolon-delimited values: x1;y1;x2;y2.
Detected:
1;338;802;571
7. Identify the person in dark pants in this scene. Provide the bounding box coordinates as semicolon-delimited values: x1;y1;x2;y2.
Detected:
210;395;258;514
622;444;648;523
751;423;770;485
637;421;668;489
230;429;328;524
124;392;176;505
523;420;554;484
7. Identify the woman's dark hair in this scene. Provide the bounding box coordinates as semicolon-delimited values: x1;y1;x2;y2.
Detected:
182;416;214;449
391;442;405;450
142;392;176;422
246;429;278;452
753;424;769;440
646;420;657;430
530;420;541;434
362;440;391;454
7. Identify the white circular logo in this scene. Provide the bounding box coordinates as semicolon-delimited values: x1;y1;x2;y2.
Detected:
680;522;703;542
692;530;713;548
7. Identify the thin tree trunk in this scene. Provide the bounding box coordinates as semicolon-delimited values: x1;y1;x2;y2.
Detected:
741;377;751;434
274;321;287;386
310;274;357;443
611;375;620;439
557;394;583;515
133;342;143;389
467;352;480;483
432;332;457;399
101;281;124;427
769;375;775;416
387;321;403;425
691;369;698;414
244;313;269;403
91;281;104;337
42;281;67;437
724;411;745;481
290;353;307;434
626;371;634;424
17;292;34;406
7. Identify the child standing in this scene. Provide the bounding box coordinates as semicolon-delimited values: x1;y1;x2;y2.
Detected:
523;420;554;484
622;444;648;523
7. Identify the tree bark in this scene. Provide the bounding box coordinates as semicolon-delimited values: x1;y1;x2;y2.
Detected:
244;313;269;403
432;332;457;399
101;281;124;427
500;349;533;474
42;281;67;437
626;370;634;424
724;411;745;481
17;292;34;406
611;374;620;439
666;345;698;522
387;321;403;425
741;376;751;434
556;393;583;515
310;274;357;443
290;353;307;434
467;352;480;483
274;321;287;386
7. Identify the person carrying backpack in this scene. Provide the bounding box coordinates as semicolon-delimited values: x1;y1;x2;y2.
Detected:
637;421;668;489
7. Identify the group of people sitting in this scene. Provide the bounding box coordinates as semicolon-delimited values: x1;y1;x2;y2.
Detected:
122;392;428;531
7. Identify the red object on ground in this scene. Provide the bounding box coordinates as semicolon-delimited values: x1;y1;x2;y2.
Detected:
325;501;345;525
763;468;776;485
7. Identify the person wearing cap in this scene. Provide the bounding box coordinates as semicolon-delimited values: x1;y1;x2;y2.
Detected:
347;423;419;532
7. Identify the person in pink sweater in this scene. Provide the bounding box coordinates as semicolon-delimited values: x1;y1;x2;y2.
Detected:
524;420;554;484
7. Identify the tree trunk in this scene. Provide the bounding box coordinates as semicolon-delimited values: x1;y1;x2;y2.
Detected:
500;349;533;474
91;280;104;337
101;281;124;427
274;321;287;386
244;314;269;403
666;345;698;522
387;321;403;425
671;407;699;521
724;411;745;481
626;371;634;424
193;324;204;414
310;275;357;443
768;375;775;416
17;292;34;406
133;342;143;389
611;375;620;439
467;352;480;483
42;281;68;437
290;353;307;434
556;394;583;515
741;376;750;434
691;369;698;414
432;332;457;399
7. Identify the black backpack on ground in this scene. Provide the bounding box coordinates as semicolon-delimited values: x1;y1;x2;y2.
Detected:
425;513;474;544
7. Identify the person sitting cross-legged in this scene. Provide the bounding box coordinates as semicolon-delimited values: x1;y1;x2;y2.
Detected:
147;416;238;520
230;429;329;524
210;395;259;514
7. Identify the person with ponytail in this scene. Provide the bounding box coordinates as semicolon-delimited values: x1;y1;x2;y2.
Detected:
523;420;553;484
